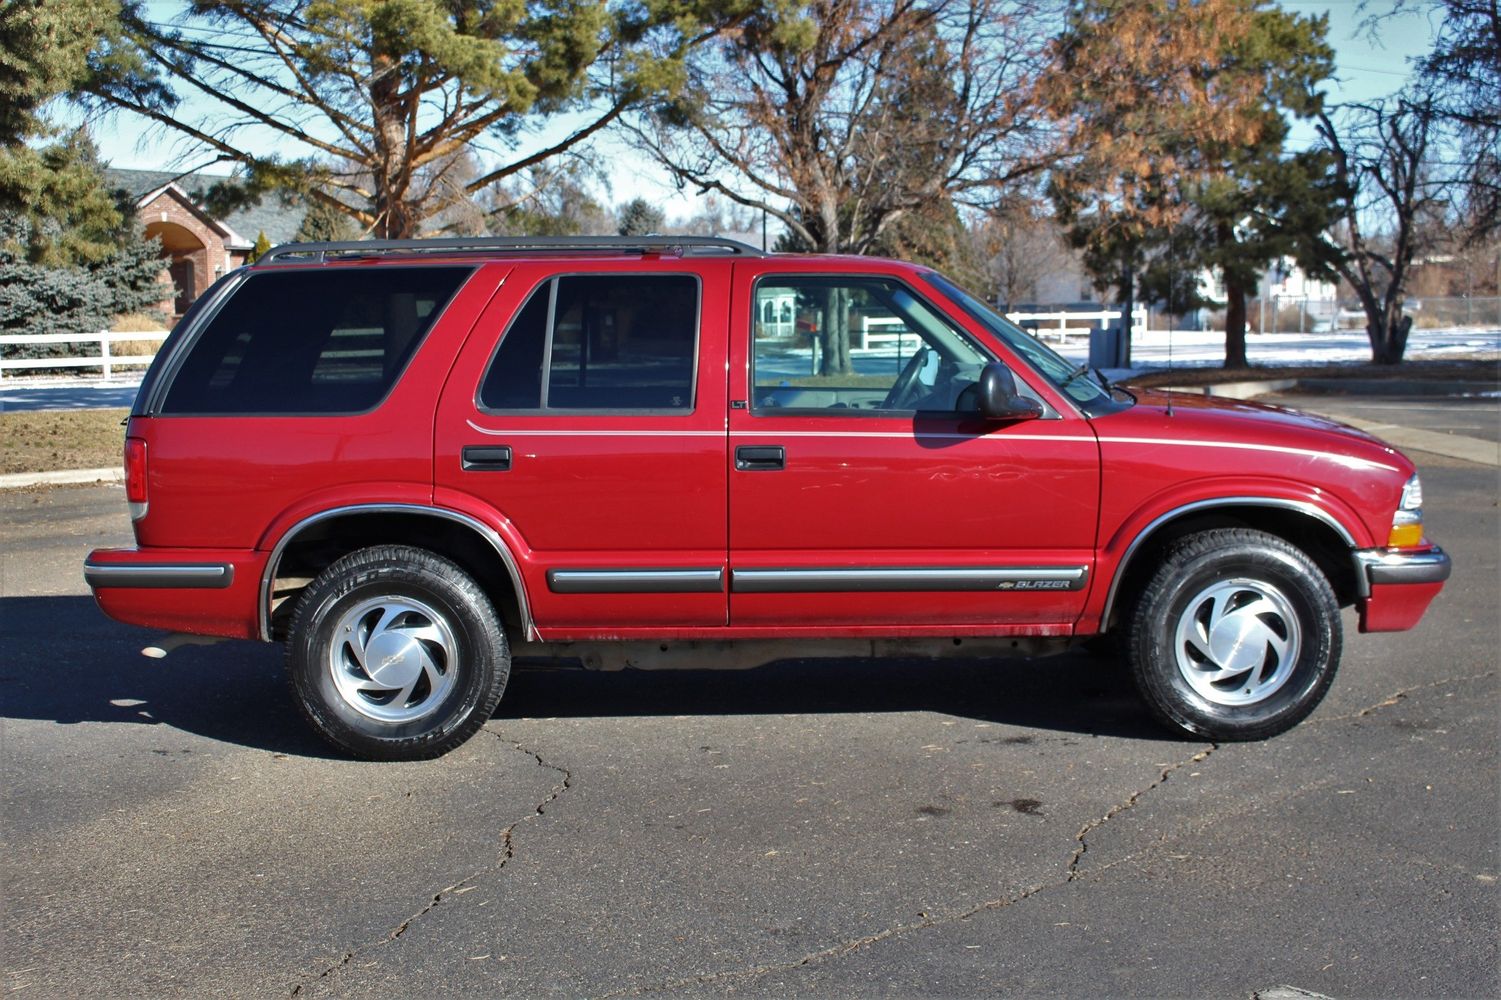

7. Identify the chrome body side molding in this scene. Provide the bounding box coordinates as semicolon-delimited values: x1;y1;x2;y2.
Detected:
258;503;533;642
731;566;1088;593
547;568;725;594
85;560;234;589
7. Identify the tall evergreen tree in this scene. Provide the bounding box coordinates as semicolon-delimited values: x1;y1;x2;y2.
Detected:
1;0;169;345
1045;0;1336;368
0;0;119;147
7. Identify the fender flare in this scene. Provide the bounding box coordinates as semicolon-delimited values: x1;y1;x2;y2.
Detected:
258;503;533;641
1097;496;1360;628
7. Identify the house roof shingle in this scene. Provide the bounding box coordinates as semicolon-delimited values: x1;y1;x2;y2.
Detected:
105;167;308;246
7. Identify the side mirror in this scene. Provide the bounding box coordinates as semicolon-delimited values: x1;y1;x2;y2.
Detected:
976;361;1043;421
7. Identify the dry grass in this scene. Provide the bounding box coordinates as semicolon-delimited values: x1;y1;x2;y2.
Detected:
1;408;128;475
110;338;165;356
109;312;171;356
110;312;171;333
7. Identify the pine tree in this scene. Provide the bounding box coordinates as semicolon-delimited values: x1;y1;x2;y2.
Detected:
82;1;755;238
248;230;272;263
0;0;118;147
294;200;357;243
0;229;165;347
617;198;665;237
1045;0;1336;368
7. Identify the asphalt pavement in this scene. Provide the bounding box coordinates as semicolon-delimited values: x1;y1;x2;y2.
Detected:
2;394;1497;999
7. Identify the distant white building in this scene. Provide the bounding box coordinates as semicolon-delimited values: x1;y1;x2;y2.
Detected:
1197;258;1340;331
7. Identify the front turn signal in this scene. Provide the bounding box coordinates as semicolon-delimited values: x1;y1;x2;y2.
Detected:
1388;521;1424;548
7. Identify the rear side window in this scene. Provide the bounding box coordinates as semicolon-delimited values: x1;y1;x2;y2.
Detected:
161;267;471;414
479;274;699;411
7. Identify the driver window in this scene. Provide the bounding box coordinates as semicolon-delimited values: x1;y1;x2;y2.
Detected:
751;276;991;414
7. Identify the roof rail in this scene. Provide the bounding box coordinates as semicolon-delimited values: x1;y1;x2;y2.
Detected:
256;234;766;265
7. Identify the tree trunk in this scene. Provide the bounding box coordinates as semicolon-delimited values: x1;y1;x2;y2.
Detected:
819;286;854;375
1223;277;1248;368
1119;259;1133;368
1369;314;1412;365
369;52;416;239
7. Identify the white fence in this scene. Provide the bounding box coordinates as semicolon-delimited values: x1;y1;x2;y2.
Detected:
856;307;1148;353
1006;307;1149;343
0;330;170;379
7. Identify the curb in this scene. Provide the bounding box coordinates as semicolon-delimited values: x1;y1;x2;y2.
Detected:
1158;379;1297;400
1157;378;1497;399
0;467;122;490
1293;378;1498;396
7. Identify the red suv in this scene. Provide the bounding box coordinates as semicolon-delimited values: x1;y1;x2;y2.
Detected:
85;237;1450;759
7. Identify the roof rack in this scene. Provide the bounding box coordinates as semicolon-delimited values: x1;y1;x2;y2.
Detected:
256;234;766;265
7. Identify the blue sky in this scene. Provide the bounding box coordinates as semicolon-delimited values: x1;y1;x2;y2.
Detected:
75;2;1438;221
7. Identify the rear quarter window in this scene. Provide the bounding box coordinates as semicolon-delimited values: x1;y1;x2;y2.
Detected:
160;267;472;414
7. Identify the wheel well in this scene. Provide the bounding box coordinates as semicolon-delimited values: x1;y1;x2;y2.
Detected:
1104;505;1358;632
267;511;523;641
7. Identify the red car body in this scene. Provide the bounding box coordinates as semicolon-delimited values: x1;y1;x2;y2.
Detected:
85;240;1452;756
87;249;1446;648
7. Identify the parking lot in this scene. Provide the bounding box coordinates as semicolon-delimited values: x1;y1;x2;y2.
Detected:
3;392;1497;999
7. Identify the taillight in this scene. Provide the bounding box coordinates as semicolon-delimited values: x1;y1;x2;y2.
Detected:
124;437;148;519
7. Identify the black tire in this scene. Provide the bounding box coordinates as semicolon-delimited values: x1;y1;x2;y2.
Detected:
287;545;509;761
1126;528;1341;741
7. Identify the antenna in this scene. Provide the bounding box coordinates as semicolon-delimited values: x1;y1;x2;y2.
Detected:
1165;228;1175;417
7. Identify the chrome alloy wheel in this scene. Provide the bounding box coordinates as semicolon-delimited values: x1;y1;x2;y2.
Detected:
1172;578;1302;707
328;596;459;724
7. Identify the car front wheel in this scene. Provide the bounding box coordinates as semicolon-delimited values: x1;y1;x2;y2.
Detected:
287;545;509;760
1127;528;1341;741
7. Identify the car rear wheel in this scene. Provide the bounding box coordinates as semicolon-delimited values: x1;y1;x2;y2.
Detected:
1127;528;1341;741
287;545;509;760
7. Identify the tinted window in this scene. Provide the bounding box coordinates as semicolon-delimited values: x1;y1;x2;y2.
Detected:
479;274;698;411
162;267;470;414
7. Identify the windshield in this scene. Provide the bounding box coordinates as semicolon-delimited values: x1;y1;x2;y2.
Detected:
921;272;1121;414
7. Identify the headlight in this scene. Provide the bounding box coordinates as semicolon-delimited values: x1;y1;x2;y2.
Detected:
1399;474;1423;511
1389;474;1424;547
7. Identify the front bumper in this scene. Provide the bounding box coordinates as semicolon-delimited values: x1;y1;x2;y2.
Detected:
1353;545;1451;633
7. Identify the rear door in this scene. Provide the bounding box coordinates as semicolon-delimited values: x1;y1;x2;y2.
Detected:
727;260;1100;632
434;258;730;632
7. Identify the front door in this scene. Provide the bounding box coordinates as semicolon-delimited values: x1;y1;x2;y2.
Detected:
728;263;1100;632
169;258;195;316
435;260;731;632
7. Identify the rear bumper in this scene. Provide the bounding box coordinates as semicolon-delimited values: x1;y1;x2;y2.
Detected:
85;547;266;640
83;559;234;589
1353;545;1451;633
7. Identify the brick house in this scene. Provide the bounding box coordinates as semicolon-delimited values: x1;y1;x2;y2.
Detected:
135;182;252;315
107;169;305;317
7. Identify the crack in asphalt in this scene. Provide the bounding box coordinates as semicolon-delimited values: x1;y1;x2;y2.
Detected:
288;733;571;997
1066;744;1217;882
600;672;1495;997
599;741;1218;998
1314;670;1495;724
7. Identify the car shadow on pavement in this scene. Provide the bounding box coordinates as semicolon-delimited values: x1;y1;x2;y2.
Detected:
2;596;1173;754
499;652;1172;741
0;595;335;758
